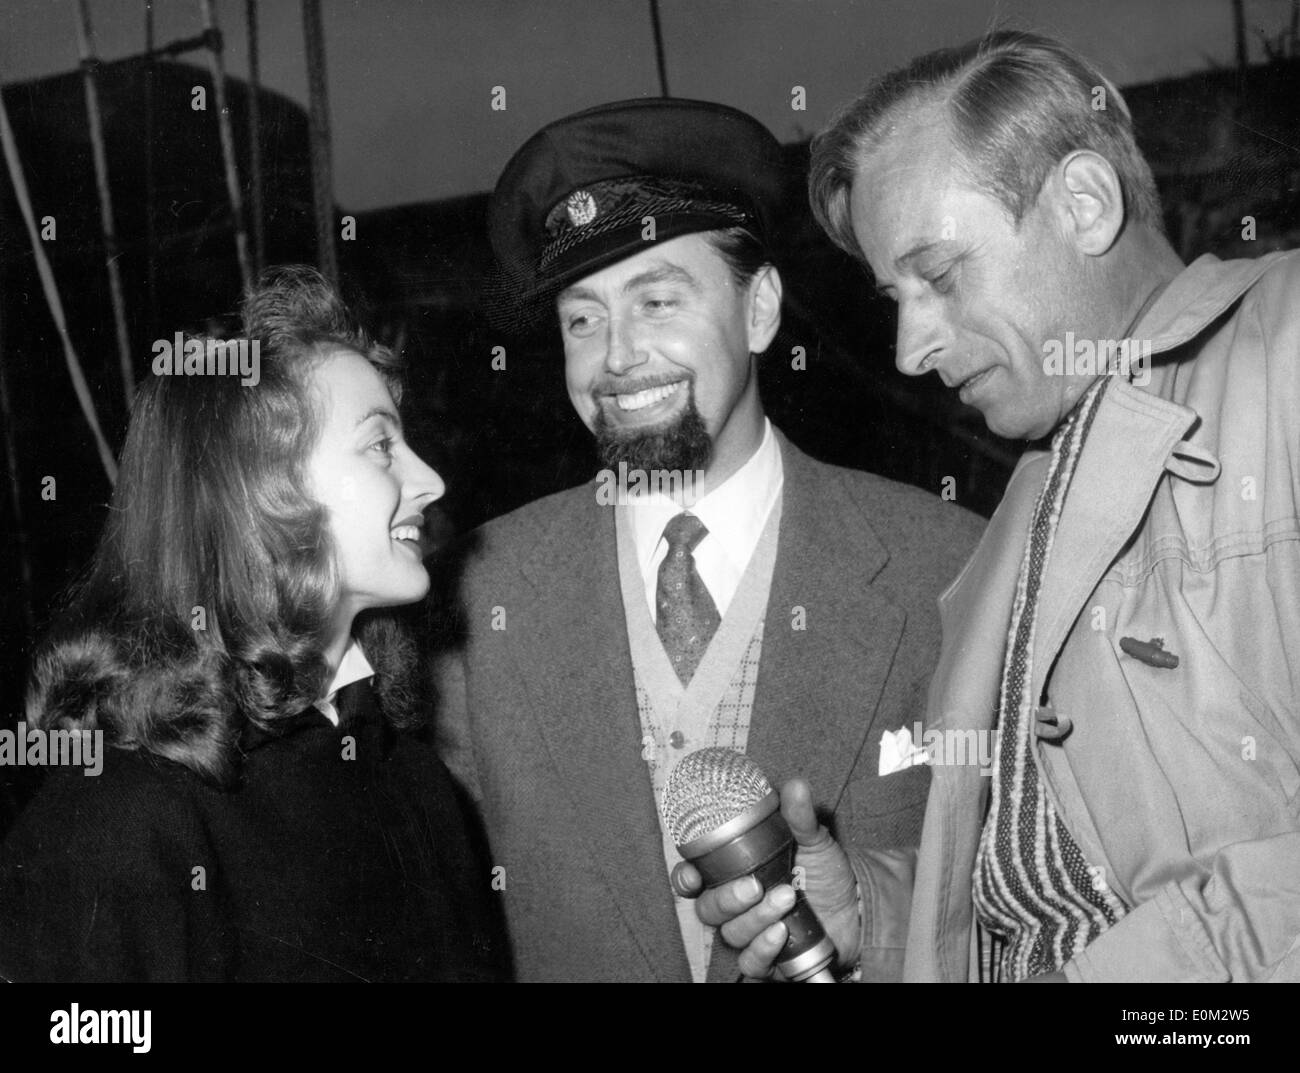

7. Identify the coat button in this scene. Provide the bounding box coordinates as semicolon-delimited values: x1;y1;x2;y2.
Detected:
1035;704;1073;742
669;731;686;749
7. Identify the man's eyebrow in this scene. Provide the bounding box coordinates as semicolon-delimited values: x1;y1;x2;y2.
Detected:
621;264;700;293
557;283;597;305
355;406;402;430
894;240;950;270
557;263;701;305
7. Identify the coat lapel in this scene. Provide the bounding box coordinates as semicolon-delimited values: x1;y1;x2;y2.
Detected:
906;384;1196;980
1026;253;1274;696
514;486;690;982
1029;380;1198;701
749;436;905;812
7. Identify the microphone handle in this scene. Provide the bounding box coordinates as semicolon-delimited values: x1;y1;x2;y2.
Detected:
689;808;838;982
766;882;838;981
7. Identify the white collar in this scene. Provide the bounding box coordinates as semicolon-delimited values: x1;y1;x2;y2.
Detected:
628;418;783;575
315;639;375;726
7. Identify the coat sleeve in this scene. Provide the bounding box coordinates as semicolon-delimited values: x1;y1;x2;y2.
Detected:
432;645;483;804
849;846;918;981
1063;835;1300;982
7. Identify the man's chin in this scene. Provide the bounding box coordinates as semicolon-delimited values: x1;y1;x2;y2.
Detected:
981;407;1049;442
595;408;712;474
966;393;1011;435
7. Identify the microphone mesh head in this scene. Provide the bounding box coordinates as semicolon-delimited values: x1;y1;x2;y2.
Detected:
662;747;773;847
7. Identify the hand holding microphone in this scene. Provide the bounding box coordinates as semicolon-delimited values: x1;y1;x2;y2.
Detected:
665;748;861;982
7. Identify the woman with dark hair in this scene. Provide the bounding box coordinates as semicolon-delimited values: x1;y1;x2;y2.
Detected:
0;267;507;982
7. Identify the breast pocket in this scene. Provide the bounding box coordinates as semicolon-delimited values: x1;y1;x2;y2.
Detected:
836;763;931;852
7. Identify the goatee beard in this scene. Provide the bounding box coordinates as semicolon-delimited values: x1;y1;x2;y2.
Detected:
593;386;713;474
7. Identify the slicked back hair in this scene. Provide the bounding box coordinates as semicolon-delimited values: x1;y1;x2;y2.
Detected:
702;226;773;288
809;30;1164;260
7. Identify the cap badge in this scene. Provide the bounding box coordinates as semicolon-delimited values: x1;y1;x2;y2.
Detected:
565;190;599;227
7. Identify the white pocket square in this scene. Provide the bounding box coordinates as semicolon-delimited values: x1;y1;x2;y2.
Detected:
878;726;931;776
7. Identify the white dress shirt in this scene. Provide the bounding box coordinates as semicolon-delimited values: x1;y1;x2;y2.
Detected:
313;639;375;726
628;419;784;621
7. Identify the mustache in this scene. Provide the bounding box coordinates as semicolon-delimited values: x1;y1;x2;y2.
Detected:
591;373;692;397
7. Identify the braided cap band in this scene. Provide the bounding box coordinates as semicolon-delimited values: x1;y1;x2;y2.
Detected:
662;747;773;847
539;174;754;272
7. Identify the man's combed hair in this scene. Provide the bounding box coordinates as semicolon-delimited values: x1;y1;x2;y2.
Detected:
27;266;422;786
809;30;1164;259
703;226;773;288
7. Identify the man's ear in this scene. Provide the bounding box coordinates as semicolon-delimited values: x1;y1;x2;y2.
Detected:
1053;150;1125;256
746;264;783;354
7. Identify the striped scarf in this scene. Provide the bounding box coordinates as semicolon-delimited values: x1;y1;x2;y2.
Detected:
972;374;1128;980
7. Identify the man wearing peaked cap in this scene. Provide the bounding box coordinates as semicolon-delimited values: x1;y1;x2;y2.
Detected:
488;97;787;317
433;98;983;981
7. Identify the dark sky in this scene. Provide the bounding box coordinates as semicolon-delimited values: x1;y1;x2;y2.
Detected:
1;0;1289;210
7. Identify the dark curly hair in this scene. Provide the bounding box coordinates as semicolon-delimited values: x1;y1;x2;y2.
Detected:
27;266;424;785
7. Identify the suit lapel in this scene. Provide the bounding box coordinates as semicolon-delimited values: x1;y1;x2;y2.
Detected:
1029;381;1198;701
708;437;903;982
749;436;905;812
905;451;1043;981
514;486;690;982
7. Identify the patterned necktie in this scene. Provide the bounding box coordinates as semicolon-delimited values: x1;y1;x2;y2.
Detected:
656;513;721;684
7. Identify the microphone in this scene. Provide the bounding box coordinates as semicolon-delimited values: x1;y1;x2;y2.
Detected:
663;747;838;983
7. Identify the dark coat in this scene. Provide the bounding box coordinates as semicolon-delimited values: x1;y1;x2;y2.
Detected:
435;432;984;981
0;682;508;982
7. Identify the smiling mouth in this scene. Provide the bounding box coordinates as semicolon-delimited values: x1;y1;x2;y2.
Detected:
389;515;425;552
607;379;687;413
956;367;995;401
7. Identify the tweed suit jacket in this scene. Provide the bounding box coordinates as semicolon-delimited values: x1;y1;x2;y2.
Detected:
434;430;983;981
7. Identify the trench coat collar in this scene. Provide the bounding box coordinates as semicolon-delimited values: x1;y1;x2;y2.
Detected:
1134;252;1277;355
1027;253;1277;701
